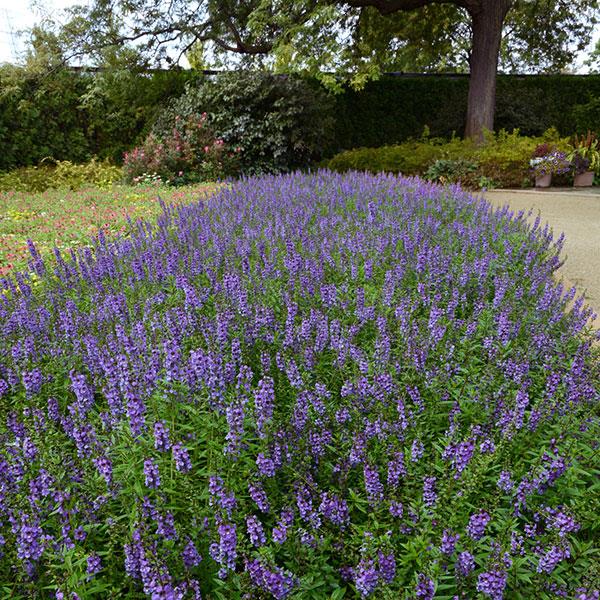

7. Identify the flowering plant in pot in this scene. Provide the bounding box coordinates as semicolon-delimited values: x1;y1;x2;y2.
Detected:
529;145;571;187
567;131;599;187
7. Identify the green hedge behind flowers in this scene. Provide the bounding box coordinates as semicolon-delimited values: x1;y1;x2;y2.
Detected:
330;74;600;152
3;67;600;173
0;65;192;172
325;129;572;189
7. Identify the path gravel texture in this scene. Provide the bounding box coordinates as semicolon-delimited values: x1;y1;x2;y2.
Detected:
483;189;600;329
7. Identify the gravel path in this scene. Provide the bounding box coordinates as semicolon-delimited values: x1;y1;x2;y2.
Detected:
483;189;600;329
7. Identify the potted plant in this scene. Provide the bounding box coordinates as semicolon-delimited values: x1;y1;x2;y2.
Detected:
572;154;594;187
567;131;600;187
529;145;571;188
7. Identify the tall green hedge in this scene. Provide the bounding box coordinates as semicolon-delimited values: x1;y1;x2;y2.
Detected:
2;69;600;171
331;74;600;152
0;67;194;171
0;67;90;170
82;69;196;163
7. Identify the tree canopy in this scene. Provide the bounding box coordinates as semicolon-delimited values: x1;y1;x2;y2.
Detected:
54;0;597;76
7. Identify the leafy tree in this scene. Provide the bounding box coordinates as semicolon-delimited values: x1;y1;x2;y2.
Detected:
56;0;599;139
0;26;191;169
584;36;600;72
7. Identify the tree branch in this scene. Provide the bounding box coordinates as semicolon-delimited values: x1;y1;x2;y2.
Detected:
223;16;273;54
211;35;272;54
344;0;434;13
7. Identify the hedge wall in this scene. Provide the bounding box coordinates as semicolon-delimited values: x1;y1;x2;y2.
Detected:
2;69;600;170
0;68;90;171
0;67;194;171
331;74;600;152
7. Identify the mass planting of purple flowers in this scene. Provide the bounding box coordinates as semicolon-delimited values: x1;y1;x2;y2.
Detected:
0;171;598;598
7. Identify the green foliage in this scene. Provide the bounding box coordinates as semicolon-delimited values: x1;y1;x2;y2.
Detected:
326;144;438;176
0;63;192;172
499;0;597;72
81;68;195;163
566;131;600;173
154;72;336;174
572;96;600;133
345;1;598;76
331;76;468;152
353;5;470;73
0;159;123;193
53;0;598;89
475;129;568;188
326;129;571;189
331;75;600;153
7;66;600;174
0;65;91;171
425;158;479;185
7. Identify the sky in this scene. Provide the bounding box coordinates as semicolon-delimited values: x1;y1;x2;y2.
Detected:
0;0;599;71
0;0;80;63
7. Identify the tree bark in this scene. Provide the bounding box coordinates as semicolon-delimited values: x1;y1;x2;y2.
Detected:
464;0;512;141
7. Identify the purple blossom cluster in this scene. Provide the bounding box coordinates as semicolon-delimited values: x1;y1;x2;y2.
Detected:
246;558;297;599
0;171;597;598
467;510;491;541
530;150;572;177
477;570;508;599
353;550;397;598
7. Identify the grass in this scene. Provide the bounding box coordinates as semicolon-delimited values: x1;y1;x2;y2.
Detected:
0;183;218;276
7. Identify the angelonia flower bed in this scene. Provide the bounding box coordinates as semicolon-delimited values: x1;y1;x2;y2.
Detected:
0;172;598;599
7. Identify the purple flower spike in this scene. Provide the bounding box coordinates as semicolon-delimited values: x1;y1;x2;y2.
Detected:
477;570;507;600
172;443;192;473
143;458;160;489
457;551;475;577
86;553;102;577
153;421;171;451
467;510;491;541
354;557;379;598
415;574;435;599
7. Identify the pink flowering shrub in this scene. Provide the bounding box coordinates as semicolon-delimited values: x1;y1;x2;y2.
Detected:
123;114;240;184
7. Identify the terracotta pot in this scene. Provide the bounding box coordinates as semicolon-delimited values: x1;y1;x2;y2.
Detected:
535;173;552;188
573;170;594;187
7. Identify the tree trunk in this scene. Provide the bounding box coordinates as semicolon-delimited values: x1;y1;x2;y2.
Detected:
464;0;512;141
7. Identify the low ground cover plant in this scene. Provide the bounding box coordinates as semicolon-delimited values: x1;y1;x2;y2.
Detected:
326;130;574;188
425;158;479;186
0;183;216;276
0;159;123;194
0;171;598;599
